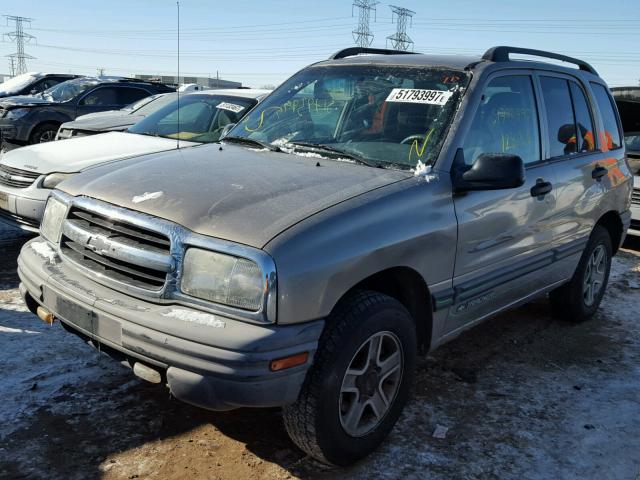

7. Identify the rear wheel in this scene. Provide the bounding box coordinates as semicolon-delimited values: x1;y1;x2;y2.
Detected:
29;123;59;144
282;291;417;466
549;225;612;322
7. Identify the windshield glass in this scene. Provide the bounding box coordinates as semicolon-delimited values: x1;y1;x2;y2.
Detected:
0;72;40;95
128;94;256;143
41;78;99;102
228;64;469;169
130;92;177;115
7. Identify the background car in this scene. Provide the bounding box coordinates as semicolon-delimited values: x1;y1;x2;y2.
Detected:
0;76;175;148
612;87;640;235
56;92;178;140
0;88;269;231
0;72;80;99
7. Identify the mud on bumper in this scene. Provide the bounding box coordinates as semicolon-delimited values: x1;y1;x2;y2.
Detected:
18;237;323;411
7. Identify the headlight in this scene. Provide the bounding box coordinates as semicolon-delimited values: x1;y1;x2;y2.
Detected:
42;172;73;189
181;248;265;311
40;196;67;243
5;108;30;120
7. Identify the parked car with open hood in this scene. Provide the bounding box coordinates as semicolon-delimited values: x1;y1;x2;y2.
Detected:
56;92;178;140
18;47;632;465
613;86;640;235
0;76;174;147
0;89;269;231
0;72;80;99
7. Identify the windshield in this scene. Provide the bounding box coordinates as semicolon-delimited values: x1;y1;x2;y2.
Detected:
41;78;99;102
128;94;256;143
0;72;41;95
130;92;177;115
228;64;469;169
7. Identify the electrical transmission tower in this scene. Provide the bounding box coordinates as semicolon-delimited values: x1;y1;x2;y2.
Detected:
352;0;378;48
4;15;36;75
386;6;415;51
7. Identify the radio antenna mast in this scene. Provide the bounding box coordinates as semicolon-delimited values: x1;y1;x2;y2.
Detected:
176;1;180;150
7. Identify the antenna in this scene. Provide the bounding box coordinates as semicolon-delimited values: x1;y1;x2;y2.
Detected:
176;1;180;150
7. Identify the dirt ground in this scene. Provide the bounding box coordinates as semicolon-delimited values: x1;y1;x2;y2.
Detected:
1;223;639;480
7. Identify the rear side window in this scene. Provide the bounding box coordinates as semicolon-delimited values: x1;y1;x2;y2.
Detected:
462;75;540;165
117;87;150;106
540;77;577;158
569;82;596;153
590;83;622;150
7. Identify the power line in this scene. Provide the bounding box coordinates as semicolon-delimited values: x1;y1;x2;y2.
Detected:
352;0;378;47
4;15;36;75
386;6;415;51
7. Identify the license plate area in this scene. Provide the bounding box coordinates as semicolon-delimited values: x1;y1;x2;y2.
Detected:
43;286;122;344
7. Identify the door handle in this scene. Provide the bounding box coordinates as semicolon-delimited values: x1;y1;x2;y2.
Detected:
530;179;553;197
592;165;607;181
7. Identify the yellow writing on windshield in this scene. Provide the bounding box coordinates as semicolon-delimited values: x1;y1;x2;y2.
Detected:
408;128;435;163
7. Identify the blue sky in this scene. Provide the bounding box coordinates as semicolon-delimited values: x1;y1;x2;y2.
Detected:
1;0;639;87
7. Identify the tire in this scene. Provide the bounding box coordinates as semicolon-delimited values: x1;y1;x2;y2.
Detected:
549;225;612;322
29;123;59;144
283;290;417;466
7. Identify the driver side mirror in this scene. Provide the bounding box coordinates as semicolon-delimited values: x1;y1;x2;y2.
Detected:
454;151;525;191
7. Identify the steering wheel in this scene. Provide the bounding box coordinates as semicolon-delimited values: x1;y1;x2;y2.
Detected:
400;133;428;144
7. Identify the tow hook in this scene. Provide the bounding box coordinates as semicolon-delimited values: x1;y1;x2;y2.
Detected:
36;306;55;325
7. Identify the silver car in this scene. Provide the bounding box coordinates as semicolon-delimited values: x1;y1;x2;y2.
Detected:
18;46;633;465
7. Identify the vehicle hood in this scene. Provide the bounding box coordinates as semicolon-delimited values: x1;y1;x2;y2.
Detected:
57;144;411;248
0;95;56;107
0;132;195;174
62;113;144;132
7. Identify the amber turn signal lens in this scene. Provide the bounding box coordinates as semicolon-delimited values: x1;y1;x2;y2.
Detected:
269;352;309;372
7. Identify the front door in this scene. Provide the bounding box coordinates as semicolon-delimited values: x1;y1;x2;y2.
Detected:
447;73;558;334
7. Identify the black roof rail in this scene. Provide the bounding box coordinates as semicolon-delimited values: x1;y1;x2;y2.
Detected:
329;47;420;60
482;46;598;75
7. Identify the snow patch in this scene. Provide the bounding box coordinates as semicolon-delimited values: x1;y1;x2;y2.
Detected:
30;241;57;264
132;191;163;204
161;309;226;328
413;160;437;182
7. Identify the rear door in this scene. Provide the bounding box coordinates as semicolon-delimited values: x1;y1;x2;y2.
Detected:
447;71;558;333
543;74;627;257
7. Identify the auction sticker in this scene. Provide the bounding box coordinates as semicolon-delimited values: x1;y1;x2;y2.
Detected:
386;88;453;105
216;102;245;113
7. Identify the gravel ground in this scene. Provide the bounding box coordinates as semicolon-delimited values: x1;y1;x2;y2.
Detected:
1;222;639;480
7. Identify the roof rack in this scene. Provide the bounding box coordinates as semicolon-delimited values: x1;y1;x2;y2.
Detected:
482;46;598;75
329;47;420;60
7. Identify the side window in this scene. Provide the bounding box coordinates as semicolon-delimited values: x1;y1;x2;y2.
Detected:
79;87;119;106
30;78;61;94
590;83;622;150
462;75;540;165
117;87;150;106
569;82;596;153
539;77;577;158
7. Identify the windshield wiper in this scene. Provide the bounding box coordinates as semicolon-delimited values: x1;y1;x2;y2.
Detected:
286;141;381;168
223;135;281;152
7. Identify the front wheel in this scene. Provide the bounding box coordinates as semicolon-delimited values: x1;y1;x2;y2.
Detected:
29;123;59;144
283;291;417;466
549;225;612;322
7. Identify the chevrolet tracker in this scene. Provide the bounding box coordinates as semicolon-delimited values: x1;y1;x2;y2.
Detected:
18;46;633;465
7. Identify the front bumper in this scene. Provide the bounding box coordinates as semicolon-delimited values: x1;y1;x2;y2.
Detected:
630;203;640;236
0;185;47;232
18;237;323;411
0;117;31;143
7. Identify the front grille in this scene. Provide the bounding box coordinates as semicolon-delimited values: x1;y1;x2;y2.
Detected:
59;206;173;291
0;164;40;188
632;187;640;206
